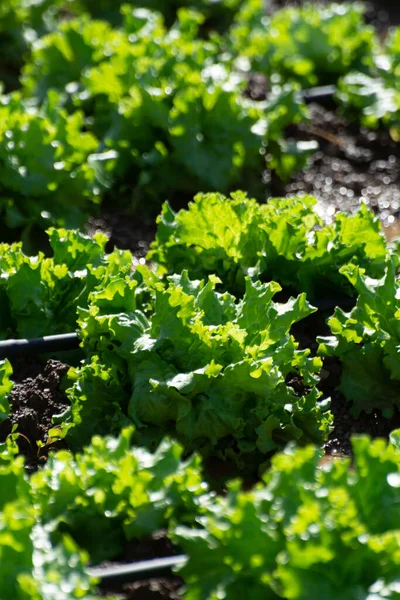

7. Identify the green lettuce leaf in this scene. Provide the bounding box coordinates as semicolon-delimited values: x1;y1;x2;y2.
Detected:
318;257;400;416
149;191;388;301
174;434;400;599
74;270;331;465
0;228;133;339
0;360;12;424
230;0;376;86
31;427;208;563
0;92;110;240
337;27;400;137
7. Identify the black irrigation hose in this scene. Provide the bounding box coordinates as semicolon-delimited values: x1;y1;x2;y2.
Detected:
87;554;188;582
299;84;337;103
0;332;80;359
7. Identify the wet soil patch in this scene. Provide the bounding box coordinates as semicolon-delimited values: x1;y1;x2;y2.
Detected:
0;358;70;472
270;103;400;228
97;531;183;600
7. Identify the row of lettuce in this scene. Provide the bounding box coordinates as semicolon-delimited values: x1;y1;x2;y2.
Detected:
0;1;399;245
0;192;396;456
1;193;400;596
2;421;400;598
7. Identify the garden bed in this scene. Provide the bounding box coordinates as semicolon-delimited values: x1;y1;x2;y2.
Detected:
1;0;400;598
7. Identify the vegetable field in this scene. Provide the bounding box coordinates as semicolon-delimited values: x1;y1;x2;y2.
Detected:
2;0;400;598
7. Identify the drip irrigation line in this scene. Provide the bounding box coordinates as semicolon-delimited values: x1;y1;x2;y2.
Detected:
87;554;188;582
0;332;80;359
299;84;337;103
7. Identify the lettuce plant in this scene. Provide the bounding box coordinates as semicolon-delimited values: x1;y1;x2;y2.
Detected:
175;431;400;599
0;360;13;425
34;9;266;199
149;191;388;301
21;8;312;213
22;16;129;103
73;270;331;465
0;228;133;339
0;92;112;238
0;437;100;600
230;0;376;86
338;27;400;138
318;257;400;417
31;427;208;563
0;0;60;90
0;427;208;596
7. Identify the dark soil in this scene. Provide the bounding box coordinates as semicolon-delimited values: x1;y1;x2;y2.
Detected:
320;357;400;456
0;358;70;472
325;390;400;457
270;103;400;229
97;531;183;600
86;206;156;260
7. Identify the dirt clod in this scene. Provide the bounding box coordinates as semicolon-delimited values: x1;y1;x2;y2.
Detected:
0;359;70;471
